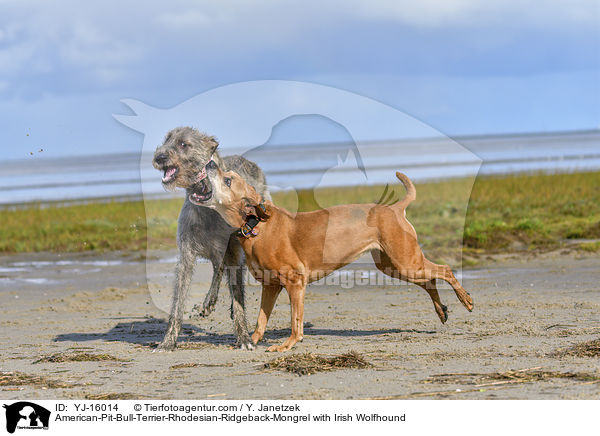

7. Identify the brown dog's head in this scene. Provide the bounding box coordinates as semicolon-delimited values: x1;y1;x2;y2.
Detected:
190;164;269;228
152;126;219;190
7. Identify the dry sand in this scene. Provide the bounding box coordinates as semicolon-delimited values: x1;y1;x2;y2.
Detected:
0;250;599;400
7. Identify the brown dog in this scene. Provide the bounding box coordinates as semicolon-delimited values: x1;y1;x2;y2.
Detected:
197;166;473;352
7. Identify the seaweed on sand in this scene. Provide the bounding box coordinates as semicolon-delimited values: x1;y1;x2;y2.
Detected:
263;351;372;376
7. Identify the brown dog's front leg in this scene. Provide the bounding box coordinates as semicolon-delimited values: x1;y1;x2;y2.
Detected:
251;284;282;345
267;285;305;352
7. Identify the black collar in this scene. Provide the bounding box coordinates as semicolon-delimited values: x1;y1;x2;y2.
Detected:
235;215;261;238
235;202;267;238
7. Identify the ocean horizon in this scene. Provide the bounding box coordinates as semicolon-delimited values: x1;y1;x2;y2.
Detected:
1;129;599;206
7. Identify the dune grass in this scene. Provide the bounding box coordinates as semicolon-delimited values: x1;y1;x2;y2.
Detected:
1;171;599;264
462;171;600;254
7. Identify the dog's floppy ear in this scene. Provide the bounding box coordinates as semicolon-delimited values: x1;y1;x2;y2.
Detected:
254;202;270;221
241;198;270;221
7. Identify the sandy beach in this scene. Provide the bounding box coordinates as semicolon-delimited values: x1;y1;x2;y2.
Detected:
1;250;599;400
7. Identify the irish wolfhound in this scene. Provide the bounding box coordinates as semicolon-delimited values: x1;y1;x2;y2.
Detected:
152;126;270;350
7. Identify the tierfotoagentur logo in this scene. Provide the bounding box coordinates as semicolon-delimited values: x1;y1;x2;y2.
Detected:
3;402;50;434
114;80;481;314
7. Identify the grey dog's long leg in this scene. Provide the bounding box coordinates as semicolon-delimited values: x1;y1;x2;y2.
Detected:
156;245;195;351
224;237;253;349
196;258;224;317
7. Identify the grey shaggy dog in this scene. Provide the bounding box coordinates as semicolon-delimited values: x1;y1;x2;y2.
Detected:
152;126;271;350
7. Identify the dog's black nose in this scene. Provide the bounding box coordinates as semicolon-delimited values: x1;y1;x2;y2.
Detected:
206;160;217;170
154;153;169;165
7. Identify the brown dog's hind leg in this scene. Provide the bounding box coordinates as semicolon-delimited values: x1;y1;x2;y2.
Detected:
267;285;305;352
251;284;282;345
423;259;473;312
372;250;469;321
372;251;445;322
417;279;448;323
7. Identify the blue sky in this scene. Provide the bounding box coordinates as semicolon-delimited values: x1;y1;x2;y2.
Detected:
0;0;598;159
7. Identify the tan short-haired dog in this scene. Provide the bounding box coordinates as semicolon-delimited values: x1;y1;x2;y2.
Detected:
196;166;473;352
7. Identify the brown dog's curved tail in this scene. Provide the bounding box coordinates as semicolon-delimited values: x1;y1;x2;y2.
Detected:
394;172;416;209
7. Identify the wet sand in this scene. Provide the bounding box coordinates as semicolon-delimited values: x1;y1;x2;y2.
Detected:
1;250;599;400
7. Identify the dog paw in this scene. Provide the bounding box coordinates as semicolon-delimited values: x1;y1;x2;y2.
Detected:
461;293;474;311
200;307;215;317
266;344;291;352
154;341;176;353
236;342;255;351
198;306;215;318
191;303;215;318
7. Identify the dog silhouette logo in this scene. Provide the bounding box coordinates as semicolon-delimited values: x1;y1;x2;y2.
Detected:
114;80;481;312
3;402;50;433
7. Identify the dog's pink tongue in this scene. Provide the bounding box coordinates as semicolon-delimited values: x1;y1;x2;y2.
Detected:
163;168;176;182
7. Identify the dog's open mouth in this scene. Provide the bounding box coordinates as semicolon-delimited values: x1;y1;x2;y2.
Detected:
189;181;213;204
162;166;179;184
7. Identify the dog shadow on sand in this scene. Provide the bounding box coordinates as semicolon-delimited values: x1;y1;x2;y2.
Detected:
53;317;437;348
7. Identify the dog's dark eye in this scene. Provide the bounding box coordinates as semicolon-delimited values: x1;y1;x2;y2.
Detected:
224;177;232;187
179;141;187;149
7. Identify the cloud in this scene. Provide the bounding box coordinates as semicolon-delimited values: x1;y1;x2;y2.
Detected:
0;1;155;88
0;0;596;98
346;0;598;27
0;41;36;75
155;10;212;29
0;0;597;156
55;23;144;85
